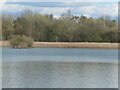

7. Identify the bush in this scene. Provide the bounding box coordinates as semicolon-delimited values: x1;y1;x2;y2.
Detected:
10;35;33;48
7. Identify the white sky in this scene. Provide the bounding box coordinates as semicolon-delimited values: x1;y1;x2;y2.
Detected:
0;0;119;18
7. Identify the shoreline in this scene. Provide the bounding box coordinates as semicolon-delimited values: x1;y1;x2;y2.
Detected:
0;41;118;49
3;60;118;64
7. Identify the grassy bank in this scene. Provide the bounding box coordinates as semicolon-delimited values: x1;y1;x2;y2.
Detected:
0;41;118;49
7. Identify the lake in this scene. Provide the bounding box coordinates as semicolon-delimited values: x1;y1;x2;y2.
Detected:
2;48;118;88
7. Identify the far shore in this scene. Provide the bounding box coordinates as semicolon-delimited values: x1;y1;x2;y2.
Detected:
0;41;118;49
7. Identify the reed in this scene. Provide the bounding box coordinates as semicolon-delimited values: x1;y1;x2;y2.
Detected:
0;41;118;49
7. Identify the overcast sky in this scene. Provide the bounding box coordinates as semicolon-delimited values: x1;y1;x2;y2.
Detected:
0;0;119;18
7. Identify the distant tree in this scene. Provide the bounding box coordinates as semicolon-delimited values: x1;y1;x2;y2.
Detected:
0;15;2;40
102;31;118;43
2;15;14;40
2;10;118;43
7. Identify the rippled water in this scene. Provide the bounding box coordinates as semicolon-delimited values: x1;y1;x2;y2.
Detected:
2;48;118;88
2;48;118;62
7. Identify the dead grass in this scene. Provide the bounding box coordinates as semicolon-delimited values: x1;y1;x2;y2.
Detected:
0;41;118;49
33;42;118;49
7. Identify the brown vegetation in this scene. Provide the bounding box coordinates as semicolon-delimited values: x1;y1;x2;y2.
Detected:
0;41;118;49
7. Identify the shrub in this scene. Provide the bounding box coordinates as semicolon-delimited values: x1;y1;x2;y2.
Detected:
10;35;33;48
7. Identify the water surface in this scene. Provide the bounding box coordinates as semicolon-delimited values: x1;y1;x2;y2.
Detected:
2;48;118;88
2;48;118;62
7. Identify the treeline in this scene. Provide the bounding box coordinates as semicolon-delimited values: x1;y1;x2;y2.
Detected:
2;10;119;43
